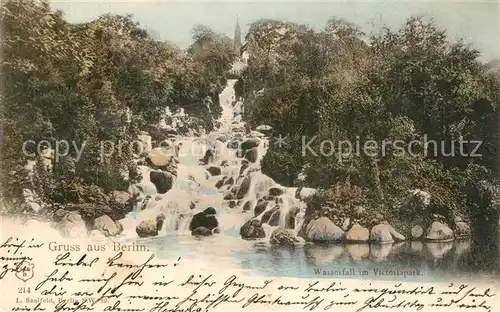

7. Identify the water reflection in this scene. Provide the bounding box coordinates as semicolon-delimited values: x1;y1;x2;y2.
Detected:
304;244;344;264
425;241;454;260
148;235;497;281
410;241;423;253
454;239;471;258
345;244;370;261
370;243;392;261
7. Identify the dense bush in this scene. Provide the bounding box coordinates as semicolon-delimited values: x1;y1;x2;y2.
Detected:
0;0;234;217
238;17;500;228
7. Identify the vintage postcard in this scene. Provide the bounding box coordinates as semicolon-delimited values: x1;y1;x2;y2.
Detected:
1;1;499;311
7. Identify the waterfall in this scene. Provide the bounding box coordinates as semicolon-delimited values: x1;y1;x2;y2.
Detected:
122;75;310;241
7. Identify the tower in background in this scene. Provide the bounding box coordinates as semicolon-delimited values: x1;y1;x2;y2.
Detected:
233;17;241;56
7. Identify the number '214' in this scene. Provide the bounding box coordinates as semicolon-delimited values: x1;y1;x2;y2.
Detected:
18;287;30;293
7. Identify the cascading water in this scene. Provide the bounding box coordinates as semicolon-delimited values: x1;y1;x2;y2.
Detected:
121;75;312;242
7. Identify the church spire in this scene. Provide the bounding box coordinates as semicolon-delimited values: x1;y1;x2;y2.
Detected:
234;17;241;56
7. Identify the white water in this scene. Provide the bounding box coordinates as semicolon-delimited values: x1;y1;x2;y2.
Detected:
121;77;310;241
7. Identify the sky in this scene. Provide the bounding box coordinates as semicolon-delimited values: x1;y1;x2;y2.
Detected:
50;1;500;61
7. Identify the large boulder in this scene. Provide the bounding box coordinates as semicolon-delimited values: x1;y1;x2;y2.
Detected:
256;125;273;132
150;171;174;194
53;209;70;223
236;176;251;199
346;224;370;242
254;200;269;217
137;133;152;154
224;177;234;186
295;187;317;200
454;217;471;239
136;220;158;238
189;208;218;231
156;214;166;232
109;190;132;205
244;148;259;163
200;149;214;165
241;138;261;150
240;219;266;240
341;218;351;232
249;131;265;138
239;162;249;175
370;223;394;244
93;215;122;237
56;211;87;238
261;205;280;226
386;222;406;241
426;221;454;242
207;166;222;176
148;147;176;167
284;207;300;229
268;187;285;196
191;227;213;237
215;178;225;188
243;201;252;211
227;139;241;150
304;217;344;242
270;228;299;246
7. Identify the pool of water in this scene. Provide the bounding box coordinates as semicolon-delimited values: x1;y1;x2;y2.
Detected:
131;234;499;283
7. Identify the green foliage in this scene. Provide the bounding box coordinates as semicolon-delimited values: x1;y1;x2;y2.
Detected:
1;1;234;218
240;17;500;226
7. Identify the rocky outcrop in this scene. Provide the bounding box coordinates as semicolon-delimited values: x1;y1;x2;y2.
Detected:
370;223;394;244
156;214;166;232
256;125;272;132
254;200;269;216
304;217;344;242
93;215;122;237
148;147;176;167
241;138;261;150
244;148;258;163
371;222;405;243
240;219;266;240
387;222;406;241
346;224;369;243
215;178;225;188
236;176;251;199
135;214;165;238
56;211;87;238
295;187;317;200
454;217;471;239
243;201;252;211
341;218;351;232
109;190;132;205
426;221;454;242
136;220;159;238
224;177;234;186
150;171;174;194
227;138;241;149
261;205;280;226
207;166;222;176
53;209;70;223
284;207;299;229
268;187;285;196
200;149;214;165
270;228;299;246
138;133;152;154
191;227;213;237
189;207;218;231
239;162;249;175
